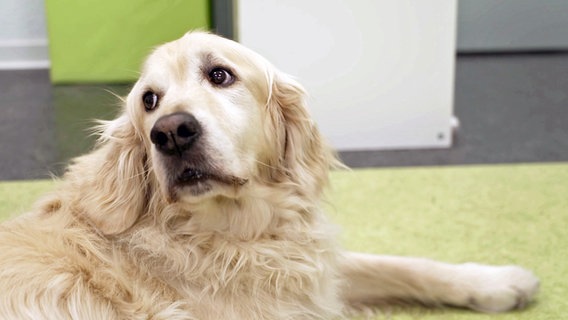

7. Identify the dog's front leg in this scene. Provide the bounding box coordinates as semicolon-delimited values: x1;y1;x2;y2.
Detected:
340;252;539;313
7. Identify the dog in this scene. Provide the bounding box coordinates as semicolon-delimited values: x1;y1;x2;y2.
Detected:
0;31;539;319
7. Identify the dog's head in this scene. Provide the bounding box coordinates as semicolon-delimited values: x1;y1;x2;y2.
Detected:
76;32;337;234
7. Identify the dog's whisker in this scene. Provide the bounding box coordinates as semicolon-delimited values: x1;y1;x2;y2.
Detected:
103;89;127;104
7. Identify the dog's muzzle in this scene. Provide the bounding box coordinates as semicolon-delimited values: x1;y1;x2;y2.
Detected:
150;112;248;197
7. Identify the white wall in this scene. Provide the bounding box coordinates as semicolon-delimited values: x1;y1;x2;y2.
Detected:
237;0;457;151
0;0;49;69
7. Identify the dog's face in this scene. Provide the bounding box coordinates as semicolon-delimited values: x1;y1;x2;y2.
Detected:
126;32;284;203
79;32;335;234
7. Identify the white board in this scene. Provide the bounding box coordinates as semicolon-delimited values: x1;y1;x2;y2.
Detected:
236;0;457;151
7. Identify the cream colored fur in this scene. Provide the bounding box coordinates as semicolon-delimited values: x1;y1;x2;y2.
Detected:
0;31;539;319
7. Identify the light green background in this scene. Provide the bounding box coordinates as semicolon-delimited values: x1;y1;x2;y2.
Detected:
45;0;210;83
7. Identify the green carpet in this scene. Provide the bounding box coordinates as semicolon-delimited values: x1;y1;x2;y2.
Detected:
1;163;566;319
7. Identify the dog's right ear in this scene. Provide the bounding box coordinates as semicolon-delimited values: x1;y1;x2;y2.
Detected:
264;70;340;198
65;114;148;235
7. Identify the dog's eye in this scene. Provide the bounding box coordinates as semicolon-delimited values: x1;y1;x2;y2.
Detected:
208;68;234;87
142;91;159;111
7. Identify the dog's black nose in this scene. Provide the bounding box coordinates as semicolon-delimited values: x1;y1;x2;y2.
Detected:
150;112;202;156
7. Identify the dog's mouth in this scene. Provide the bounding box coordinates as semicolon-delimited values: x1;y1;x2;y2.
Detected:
176;167;248;188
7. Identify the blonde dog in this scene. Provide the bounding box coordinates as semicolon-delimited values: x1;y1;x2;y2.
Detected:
0;31;539;319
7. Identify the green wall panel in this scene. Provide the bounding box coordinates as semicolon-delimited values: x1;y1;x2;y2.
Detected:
45;0;210;83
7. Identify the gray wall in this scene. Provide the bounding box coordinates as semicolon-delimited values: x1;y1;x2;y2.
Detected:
458;0;568;52
0;0;49;69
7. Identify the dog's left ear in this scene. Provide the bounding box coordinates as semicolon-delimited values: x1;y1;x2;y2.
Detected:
265;71;340;197
66;115;148;235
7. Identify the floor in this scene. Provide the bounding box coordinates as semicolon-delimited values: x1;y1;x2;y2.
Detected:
2;53;568;180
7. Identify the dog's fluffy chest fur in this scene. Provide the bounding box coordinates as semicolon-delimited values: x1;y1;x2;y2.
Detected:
118;195;345;318
0;199;344;319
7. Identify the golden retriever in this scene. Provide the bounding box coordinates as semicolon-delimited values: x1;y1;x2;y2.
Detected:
0;31;539;319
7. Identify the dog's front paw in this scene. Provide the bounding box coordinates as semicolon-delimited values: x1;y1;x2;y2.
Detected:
459;263;540;313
